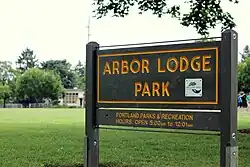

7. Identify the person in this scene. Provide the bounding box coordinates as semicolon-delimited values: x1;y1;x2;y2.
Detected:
246;93;250;112
238;94;243;108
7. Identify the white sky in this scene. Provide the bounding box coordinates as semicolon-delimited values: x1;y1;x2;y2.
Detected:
0;0;248;67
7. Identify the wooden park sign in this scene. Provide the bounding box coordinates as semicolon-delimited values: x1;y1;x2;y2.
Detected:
84;30;238;167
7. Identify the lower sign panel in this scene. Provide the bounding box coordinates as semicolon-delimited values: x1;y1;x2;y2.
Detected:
97;109;220;131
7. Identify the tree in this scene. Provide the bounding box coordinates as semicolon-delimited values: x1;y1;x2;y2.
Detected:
238;57;250;92
6;68;22;103
75;60;85;77
238;62;245;92
15;68;63;107
0;61;14;85
0;84;11;108
40;59;77;89
74;60;85;90
16;48;38;73
93;0;238;36
240;45;250;62
0;61;17;104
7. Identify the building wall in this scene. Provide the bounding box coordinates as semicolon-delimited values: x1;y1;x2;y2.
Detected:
60;89;85;107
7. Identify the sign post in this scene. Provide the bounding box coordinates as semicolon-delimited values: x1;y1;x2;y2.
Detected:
84;42;99;167
220;30;238;167
84;30;238;167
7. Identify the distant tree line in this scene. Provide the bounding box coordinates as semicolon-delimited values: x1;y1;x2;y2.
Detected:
0;48;85;107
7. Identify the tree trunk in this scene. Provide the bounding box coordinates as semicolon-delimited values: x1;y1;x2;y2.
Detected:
3;98;6;108
80;98;83;107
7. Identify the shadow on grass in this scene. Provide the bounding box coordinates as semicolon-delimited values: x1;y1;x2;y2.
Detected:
44;162;135;167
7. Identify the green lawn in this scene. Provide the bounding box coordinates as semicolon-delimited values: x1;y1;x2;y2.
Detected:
0;108;250;167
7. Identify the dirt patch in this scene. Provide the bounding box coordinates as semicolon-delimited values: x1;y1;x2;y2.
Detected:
238;128;250;134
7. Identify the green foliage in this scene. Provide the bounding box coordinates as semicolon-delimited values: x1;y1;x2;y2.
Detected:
40;60;77;89
0;84;11;107
0;61;14;85
15;68;63;103
0;61;21;103
74;60;85;90
0;84;11;99
238;57;250;92
16;48;39;73
240;45;250;62
7;48;87;103
93;0;238;36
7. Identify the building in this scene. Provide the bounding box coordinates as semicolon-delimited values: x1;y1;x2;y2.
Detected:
59;88;85;107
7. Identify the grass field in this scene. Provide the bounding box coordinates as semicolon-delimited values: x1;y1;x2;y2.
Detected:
0;108;250;167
